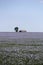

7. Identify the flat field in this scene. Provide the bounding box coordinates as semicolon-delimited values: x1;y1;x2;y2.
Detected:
0;38;43;65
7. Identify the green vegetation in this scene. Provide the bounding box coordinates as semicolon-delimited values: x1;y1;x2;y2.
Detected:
0;42;43;47
0;39;43;65
0;52;43;65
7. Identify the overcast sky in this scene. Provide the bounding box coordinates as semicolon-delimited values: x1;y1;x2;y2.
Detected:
0;0;43;32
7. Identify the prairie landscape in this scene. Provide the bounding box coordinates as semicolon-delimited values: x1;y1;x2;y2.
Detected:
0;32;43;65
0;38;43;65
1;0;43;64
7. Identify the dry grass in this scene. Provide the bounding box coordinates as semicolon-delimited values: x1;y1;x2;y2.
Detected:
0;39;43;65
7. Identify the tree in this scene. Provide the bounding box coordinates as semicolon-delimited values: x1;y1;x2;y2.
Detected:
14;27;19;32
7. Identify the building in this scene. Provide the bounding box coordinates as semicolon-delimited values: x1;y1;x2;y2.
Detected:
19;30;27;32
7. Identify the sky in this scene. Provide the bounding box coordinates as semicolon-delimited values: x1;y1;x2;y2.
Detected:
0;0;43;32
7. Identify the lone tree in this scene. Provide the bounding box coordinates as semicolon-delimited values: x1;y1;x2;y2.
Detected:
14;27;19;32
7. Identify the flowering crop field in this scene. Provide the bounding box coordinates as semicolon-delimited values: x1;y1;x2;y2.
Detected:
0;38;43;65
